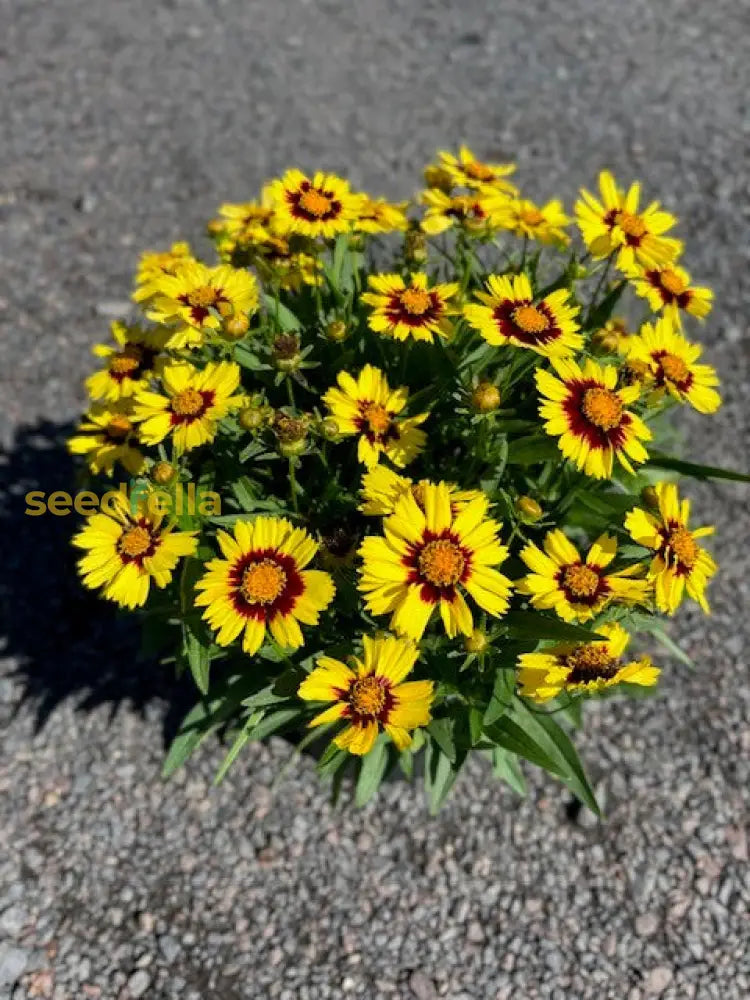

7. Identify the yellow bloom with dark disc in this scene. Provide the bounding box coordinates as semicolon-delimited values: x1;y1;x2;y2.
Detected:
436;145;517;192
536;356;651;479
362;272;459;342
518;530;649;623
625;317;721;414
463;273;582;357
67;401;145;476
355;197;409;234
621;260;713;326
298;634;434;755
625;482;717;614
133;241;193;302
148;260;259;349
132;361;244;453
359;466;481;517
208;188;277;254
270;169;363;239
194;517;335;656
72;492;197;609
419;189;496;236
518;623;659;702
359;482;513;641
484;196;570;246
575;170;682;268
322;365;428;468
86;322;166;403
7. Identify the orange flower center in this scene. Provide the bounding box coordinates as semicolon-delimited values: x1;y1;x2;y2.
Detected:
667;527;698;569
418;539;465;587
520;206;545;226
349;675;387;717
109;348;142;375
299;188;332;218
660;269;686;295
400;287;432;315
565;644;618;681
171;388;205;417
562;564;600;599
240;560;287;605
186;285;220;309
464;160;494;182
362;403;392;436
617;212;647;239
582;387;623;431
106;415;133;439
659;353;690;384
512;304;549;334
118;526;152;558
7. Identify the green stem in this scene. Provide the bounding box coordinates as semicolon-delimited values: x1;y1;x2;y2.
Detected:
288;458;299;515
585;252;614;325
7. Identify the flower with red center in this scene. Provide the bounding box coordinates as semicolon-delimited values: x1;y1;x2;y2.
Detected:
575;170;682;268
517;530;649;623
132;361;244;453
298;634;434;755
625;316;721;414
622;260;713;326
133;241;193;303
67;400;145;476
270;169;363;239
358;465;482;517
194;517;335;656
435;145;517;193
355;196;409;234
362;272;459;342
73;492;197;609
463;273;582;357
625;482;717;614
86;322;166;403
483;196;571;246
147;260;258;349
536;356;652;478
419;189;496;236
359;482;513;641
518;622;659;701
207;187;277;256
322;365;428;467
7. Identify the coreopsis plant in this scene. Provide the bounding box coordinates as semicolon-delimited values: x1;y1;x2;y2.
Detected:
69;152;748;813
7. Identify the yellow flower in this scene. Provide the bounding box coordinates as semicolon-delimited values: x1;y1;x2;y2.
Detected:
147;260;259;349
251;233;323;291
517;530;650;623
359;465;481;516
621;260;713;325
72;492;197;609
298;634;433;755
208;188;277;253
132;361;244;453
355;197;409;234
359;483;513;641
362;272;459;342
194;517;335;656
133;241;193;303
536;356;651;479
436;145;517;192
575;170;682;268
625;316;721;414
419;189;496;235
270;169;363;239
625;482;717;614
484;196;571;246
86;322;166;403
590;317;634;355
518;622;659;701
463;273;582;357
322;365;428;468
67;401;145;476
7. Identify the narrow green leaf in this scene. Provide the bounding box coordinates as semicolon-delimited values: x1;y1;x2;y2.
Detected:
424;738;462;815
183;620;210;695
586;279;627;330
354;735;389;807
427;718;457;762
490;747;527;796
245;707;301;743
483;668;515;727
504;611;606;642
262;293;301;331
506;435;560;466
646;451;750;483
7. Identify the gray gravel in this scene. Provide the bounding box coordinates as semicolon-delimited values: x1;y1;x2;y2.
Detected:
1;1;749;998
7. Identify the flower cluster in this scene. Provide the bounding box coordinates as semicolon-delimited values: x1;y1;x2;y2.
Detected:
68;151;741;813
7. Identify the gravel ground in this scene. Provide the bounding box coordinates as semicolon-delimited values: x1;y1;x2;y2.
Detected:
1;1;749;998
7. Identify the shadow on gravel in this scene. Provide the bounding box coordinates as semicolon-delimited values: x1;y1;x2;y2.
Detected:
0;421;193;742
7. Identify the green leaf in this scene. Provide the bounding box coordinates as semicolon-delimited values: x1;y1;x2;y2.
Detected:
490;747;526;797
354;735;389;807
162;699;214;778
628;611;694;668
424;737;462;815
262;293;301;331
506;435;560;466
645;451;750;483
504;611;606;643
183;620;210;695
586;279;627;330
485;716;565;776
234;345;271;371
483;668;516;727
213;716;258;785
245;707;302;743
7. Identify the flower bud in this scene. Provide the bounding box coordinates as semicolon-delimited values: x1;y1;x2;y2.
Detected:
151;461;176;486
274;413;308;455
272;332;301;371
515;496;543;523
222;313;250;340
472;381;501;413
239;406;266;432
319;417;340;440
423;165;453;193
404;228;428;264
591;318;630;355
206;219;224;236
641;485;660;509
325;320;348;343
464;629;489;655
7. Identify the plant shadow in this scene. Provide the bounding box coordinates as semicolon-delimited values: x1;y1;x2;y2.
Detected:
0;420;195;744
